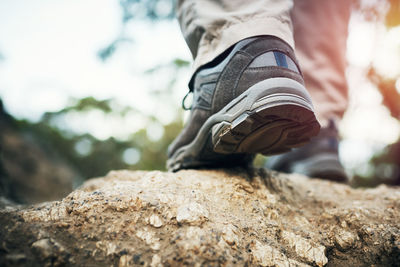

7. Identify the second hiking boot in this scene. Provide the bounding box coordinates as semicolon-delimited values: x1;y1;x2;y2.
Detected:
266;120;348;182
167;36;320;171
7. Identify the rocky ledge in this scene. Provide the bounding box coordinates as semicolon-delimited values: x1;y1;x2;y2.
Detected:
0;169;399;266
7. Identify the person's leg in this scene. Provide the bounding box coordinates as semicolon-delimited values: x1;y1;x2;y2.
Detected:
168;0;320;171
266;0;352;181
176;0;295;73
292;0;351;127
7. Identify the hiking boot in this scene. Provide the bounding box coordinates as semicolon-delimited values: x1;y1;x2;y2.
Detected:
167;35;320;171
266;120;348;182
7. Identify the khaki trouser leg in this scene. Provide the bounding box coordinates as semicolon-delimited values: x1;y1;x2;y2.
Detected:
176;0;295;72
291;0;351;126
177;0;352;125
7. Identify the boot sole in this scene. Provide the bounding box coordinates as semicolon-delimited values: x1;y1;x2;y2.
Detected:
167;77;320;171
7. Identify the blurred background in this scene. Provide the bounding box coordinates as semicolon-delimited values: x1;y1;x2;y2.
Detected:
0;0;399;204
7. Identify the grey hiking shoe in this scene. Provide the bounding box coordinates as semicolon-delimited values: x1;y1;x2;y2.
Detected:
266;120;348;182
167;35;320;171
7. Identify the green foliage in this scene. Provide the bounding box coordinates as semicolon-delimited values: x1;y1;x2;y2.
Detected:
15;96;183;179
98;38;133;62
352;140;400;187
5;55;188;180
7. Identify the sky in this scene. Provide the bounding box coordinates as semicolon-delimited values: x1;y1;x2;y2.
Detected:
0;0;399;174
0;0;192;138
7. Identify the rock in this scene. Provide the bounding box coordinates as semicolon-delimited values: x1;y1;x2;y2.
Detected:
148;214;163;228
4;254;26;265
221;223;239;247
136;227;161;250
30;238;68;266
334;227;357;251
251;240;293;267
118;254;130;267
0;169;399;266
281;231;328;266
176;202;209;225
31;239;54;260
150;254;162;267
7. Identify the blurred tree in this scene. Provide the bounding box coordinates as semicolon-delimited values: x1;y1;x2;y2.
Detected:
0;99;77;203
368;67;400;120
1;49;189;204
345;0;400;187
0;100;11;199
351;67;400;187
17;94;183;179
99;0;176;61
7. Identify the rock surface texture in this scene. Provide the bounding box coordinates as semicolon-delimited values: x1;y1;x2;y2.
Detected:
0;169;399;266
